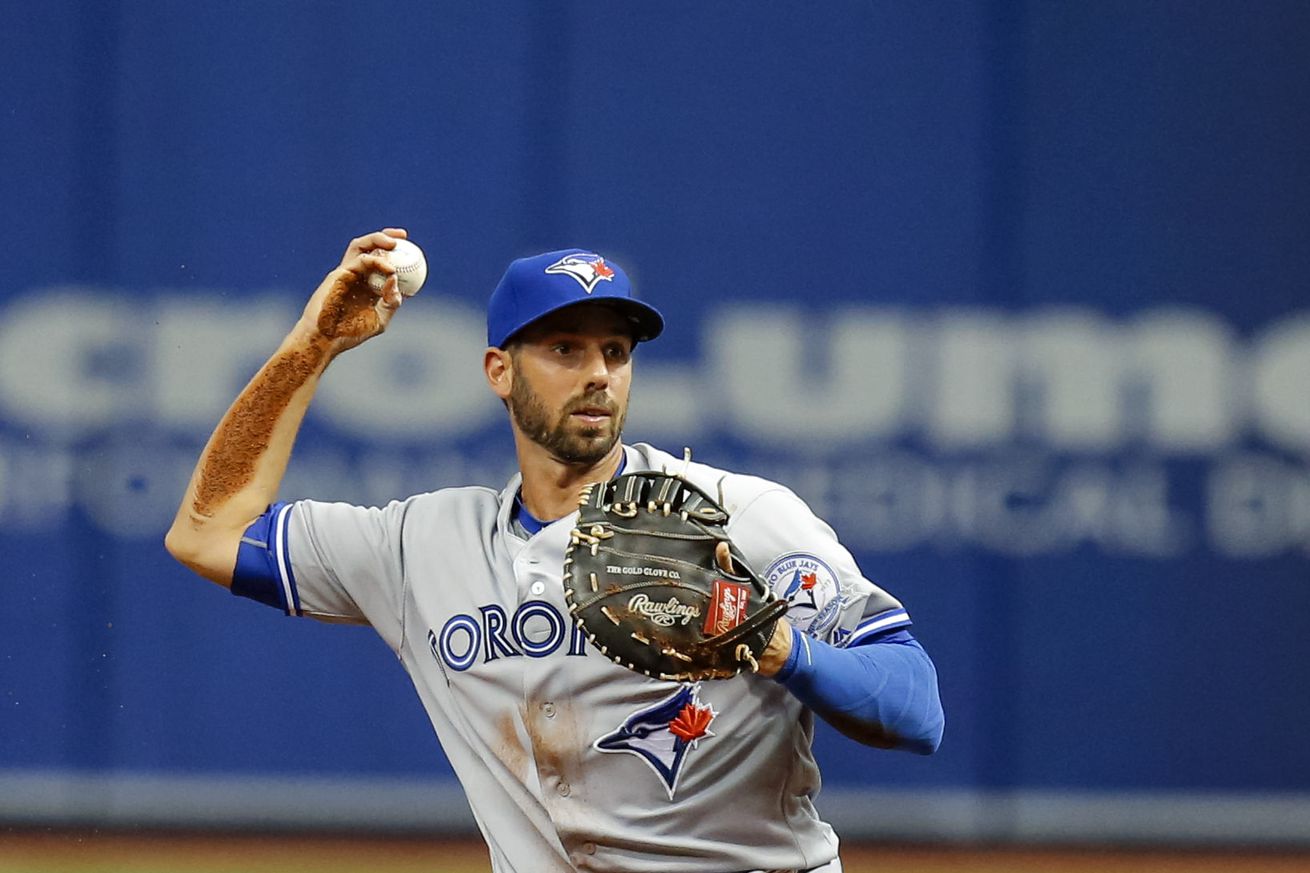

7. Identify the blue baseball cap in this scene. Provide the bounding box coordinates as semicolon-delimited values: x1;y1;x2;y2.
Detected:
487;249;664;348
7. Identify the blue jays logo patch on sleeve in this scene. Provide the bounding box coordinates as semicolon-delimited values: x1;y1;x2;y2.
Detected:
544;253;616;293
764;552;844;640
593;684;716;799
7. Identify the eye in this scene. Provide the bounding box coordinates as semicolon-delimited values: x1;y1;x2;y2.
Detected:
605;343;631;362
552;342;573;355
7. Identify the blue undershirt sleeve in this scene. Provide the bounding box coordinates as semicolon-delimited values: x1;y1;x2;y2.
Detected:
774;625;944;754
230;502;299;615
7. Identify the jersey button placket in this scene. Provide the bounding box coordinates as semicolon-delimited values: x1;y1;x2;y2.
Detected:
512;549;541;604
517;545;549;599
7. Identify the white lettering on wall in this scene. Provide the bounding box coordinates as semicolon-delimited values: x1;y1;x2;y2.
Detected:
0;290;145;432
711;306;908;444
1251;314;1310;450
0;289;1306;455
154;298;290;428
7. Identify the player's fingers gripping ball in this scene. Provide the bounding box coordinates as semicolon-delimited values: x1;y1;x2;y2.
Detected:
367;238;428;297
564;471;788;681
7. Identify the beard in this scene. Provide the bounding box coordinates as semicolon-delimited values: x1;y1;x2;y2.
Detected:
509;371;626;466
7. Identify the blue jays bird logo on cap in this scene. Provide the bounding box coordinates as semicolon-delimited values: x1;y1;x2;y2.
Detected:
544;252;616;294
593;684;716;799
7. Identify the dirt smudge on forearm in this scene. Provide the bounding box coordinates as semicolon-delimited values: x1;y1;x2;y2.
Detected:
191;340;327;519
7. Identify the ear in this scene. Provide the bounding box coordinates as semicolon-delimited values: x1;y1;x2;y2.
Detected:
484;347;513;401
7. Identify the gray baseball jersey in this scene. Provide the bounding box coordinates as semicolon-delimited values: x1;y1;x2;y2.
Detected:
271;442;909;873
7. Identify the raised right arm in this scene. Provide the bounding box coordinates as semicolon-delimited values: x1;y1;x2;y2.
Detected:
164;229;408;586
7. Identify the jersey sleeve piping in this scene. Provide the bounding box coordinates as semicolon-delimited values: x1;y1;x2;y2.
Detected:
847;608;912;646
273;503;303;616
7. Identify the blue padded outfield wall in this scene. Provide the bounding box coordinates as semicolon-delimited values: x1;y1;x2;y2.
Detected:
2;1;1308;846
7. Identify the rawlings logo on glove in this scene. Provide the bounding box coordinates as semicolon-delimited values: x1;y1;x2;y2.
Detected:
628;594;700;627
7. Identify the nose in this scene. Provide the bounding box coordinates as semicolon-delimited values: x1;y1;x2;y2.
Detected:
582;344;611;391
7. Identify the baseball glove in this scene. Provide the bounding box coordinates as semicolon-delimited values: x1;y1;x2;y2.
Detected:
563;470;788;681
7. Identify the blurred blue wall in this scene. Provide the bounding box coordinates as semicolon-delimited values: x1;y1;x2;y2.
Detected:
1;0;1307;843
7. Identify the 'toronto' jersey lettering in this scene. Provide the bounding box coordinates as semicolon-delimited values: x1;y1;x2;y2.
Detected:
429;600;588;672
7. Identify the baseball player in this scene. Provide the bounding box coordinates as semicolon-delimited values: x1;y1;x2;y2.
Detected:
166;229;943;873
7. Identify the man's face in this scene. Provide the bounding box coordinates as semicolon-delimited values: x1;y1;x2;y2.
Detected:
506;305;635;465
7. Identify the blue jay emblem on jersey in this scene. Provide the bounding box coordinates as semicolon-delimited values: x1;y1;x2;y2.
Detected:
593;684;716;799
764;553;844;640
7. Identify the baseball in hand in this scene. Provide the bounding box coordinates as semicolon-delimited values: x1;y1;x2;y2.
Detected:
369;238;428;297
